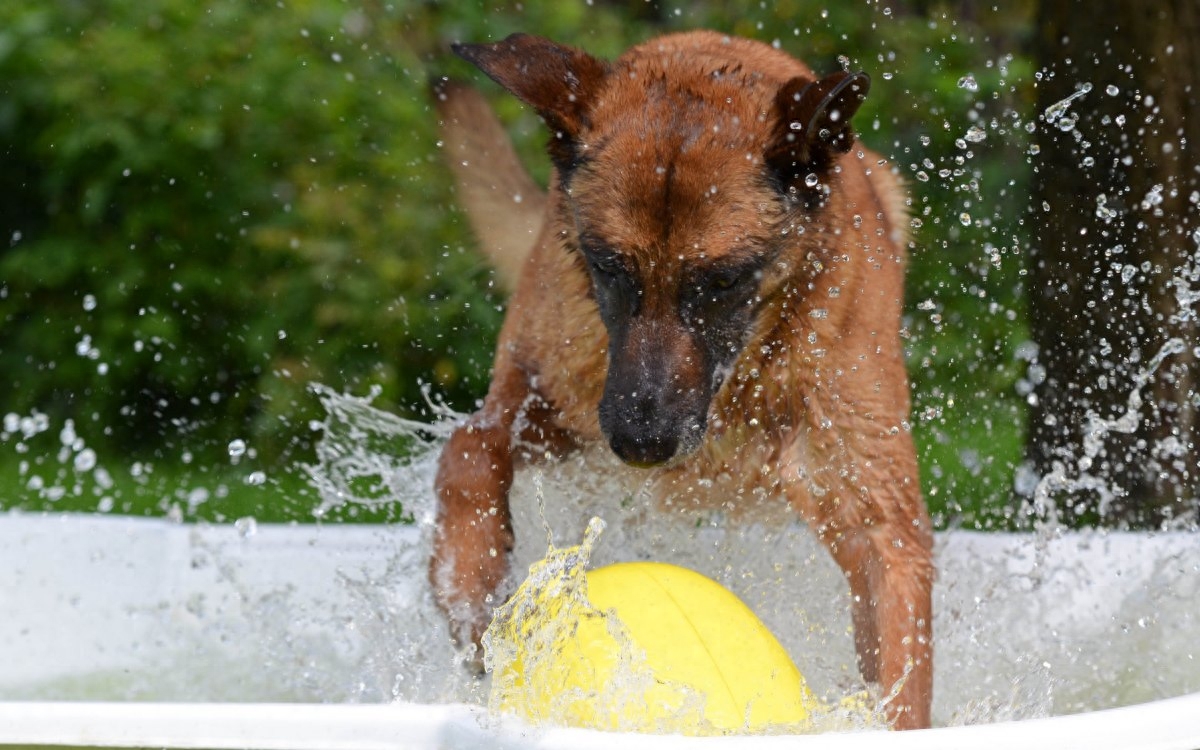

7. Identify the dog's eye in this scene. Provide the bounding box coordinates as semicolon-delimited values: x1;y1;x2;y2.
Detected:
590;258;621;277
708;269;751;294
711;273;740;291
584;251;627;282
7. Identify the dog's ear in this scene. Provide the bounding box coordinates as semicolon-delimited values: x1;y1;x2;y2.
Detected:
765;70;870;192
452;33;609;173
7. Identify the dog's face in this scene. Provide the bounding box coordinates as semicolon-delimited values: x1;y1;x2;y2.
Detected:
568;112;788;467
455;33;869;467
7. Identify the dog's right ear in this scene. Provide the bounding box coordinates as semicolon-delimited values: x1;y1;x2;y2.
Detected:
452;33;610;173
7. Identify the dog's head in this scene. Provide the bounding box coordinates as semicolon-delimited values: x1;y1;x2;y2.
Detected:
454;33;870;467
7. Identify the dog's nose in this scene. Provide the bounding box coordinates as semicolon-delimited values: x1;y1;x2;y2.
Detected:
600;387;683;467
608;428;679;468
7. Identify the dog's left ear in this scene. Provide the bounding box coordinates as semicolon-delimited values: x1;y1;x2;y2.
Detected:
452;33;610;173
765;70;870;190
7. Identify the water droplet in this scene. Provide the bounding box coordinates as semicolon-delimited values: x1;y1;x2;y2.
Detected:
82;294;97;311
964;125;987;143
1044;83;1092;123
959;212;972;226
804;173;820;188
228;439;247;459
234;516;258;537
1095;194;1118;221
957;74;979;92
73;448;97;472
245;470;267;486
1105;84;1120;96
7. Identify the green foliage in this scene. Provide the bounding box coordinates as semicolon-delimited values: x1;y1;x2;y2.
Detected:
1;0;499;467
1;0;1036;526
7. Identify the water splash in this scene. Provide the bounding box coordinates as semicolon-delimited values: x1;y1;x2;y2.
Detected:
1027;336;1189;528
3;387;1197;726
303;382;452;520
481;516;703;733
1042;82;1093;124
481;512;886;735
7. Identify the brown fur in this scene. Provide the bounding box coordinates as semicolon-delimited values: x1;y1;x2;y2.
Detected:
430;31;933;730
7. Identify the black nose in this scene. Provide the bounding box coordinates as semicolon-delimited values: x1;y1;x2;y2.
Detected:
608;427;679;468
599;386;684;467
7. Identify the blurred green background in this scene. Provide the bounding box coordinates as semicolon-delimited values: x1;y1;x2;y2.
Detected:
0;0;1036;527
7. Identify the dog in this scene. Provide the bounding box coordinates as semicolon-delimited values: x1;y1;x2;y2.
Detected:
429;31;933;730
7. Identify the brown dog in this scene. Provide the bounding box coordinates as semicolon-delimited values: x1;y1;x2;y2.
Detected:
430;31;933;730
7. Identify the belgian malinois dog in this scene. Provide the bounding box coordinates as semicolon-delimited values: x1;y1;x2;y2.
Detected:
430;31;933;729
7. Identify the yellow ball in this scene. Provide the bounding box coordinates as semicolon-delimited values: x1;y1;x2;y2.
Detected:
508;561;819;734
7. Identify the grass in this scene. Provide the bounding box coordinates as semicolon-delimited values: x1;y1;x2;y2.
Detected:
1;370;1026;531
0;451;401;525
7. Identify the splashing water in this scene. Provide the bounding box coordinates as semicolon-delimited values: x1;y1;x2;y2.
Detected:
220;385;1200;724
1042;82;1093;124
1025;336;1190;526
482;512;887;735
2;385;1197;730
304;382;454;521
481;516;708;734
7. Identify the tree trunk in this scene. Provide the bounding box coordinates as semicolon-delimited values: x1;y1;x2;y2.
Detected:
1028;0;1200;527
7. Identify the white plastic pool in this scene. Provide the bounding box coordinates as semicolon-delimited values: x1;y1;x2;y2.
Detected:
1;513;1198;748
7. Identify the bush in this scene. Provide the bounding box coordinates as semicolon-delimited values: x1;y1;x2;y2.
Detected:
1;0;504;465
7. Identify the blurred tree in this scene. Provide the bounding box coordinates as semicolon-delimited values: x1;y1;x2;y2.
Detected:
1028;0;1199;526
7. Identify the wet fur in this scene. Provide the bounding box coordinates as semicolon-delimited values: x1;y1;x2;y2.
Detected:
429;31;933;729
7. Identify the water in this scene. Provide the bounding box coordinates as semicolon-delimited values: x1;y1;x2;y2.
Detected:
1;386;1196;731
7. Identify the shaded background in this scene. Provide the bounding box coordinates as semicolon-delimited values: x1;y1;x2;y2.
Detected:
1;1;1195;528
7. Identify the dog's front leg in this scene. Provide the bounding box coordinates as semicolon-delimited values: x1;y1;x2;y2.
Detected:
429;366;531;656
827;525;934;730
430;414;515;655
867;526;933;730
